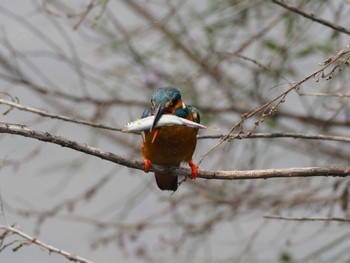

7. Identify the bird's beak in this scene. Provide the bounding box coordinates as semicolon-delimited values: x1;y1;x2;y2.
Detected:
151;103;166;132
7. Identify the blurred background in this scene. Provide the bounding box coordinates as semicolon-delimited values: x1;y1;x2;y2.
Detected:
1;0;350;262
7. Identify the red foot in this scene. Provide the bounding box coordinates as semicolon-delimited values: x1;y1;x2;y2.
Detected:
143;159;151;173
189;161;198;179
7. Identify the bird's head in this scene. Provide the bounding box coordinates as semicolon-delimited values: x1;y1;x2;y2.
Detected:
150;87;185;131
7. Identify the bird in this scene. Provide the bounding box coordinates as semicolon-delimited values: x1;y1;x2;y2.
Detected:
141;87;200;191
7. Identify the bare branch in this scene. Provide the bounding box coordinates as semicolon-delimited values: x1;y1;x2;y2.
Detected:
231;12;286;56
123;0;222;81
298;92;350;98
0;98;122;132
0;225;94;263
271;0;350;35
264;215;350;222
0;122;349;180
73;0;95;30
198;43;350;164
198;132;350;143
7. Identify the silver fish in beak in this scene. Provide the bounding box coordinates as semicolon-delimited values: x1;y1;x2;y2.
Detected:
123;115;211;133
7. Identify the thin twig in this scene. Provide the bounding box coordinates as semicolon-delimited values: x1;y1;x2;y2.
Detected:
233;220;268;262
123;0;222;82
231;12;286;56
73;0;94;30
0;225;94;263
198;132;350;143
264;215;350;222
198;43;350;164
298;92;350;98
271;0;350;36
0;98;122;132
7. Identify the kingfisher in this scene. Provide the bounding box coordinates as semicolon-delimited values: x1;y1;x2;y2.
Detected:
141;87;200;191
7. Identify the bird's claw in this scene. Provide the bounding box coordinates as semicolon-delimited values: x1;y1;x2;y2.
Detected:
143;159;151;173
189;161;198;179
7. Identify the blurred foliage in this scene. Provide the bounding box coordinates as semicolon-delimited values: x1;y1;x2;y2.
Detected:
279;251;294;263
1;0;350;262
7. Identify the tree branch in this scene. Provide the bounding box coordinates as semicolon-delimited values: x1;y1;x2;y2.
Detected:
198;132;350;143
6;97;349;145
264;215;350;222
0;225;93;263
198;43;350;164
0;98;122;132
271;0;350;35
0;122;350;180
123;0;222;82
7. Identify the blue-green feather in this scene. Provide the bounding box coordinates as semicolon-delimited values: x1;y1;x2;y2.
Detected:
175;105;200;124
151;87;181;107
141;87;200;124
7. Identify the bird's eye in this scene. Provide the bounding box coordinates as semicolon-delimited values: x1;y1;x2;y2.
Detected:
171;98;178;107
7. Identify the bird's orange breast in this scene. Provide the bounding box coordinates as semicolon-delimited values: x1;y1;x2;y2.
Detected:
142;126;197;166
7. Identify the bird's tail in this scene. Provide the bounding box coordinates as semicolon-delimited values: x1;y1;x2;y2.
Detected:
155;173;178;191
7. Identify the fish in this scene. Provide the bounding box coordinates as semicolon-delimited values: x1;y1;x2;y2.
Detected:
123;115;211;133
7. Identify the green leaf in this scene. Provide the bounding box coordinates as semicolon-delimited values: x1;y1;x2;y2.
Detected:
279;251;293;262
